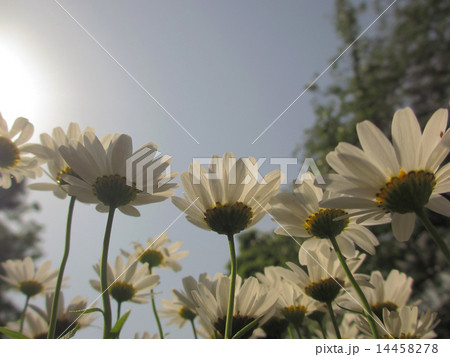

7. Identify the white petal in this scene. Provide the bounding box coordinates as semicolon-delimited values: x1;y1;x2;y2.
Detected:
392;212;415;242
392;108;422;170
357;120;399;175
426;195;450;218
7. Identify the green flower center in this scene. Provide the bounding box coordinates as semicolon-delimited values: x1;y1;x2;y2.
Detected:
213;314;256;339
56;166;81;186
109;281;136;303
55;318;79;338
304;209;349;239
92;174;138;208
281;305;308;328
19;280;43;297
178;306;196;321
371;301;399;320
0;137;20;169
139;249;164;270
304;277;344;303
376;170;436;213
204;202;253;235
261;317;289;339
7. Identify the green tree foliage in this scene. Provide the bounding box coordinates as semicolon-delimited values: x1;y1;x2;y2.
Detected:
234;0;450;337
303;0;450;172
0;179;42;328
230;230;298;278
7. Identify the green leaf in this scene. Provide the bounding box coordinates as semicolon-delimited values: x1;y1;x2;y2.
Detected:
110;310;131;339
336;303;366;316
0;327;30;339
232;316;263;339
72;307;104;316
59;325;79;339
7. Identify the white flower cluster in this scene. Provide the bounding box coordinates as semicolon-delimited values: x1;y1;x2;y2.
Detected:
0;107;447;339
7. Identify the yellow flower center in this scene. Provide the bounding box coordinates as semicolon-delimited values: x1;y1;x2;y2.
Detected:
178;306;196;321
19;280;43;297
56;166;80;186
371;301;399;320
281;305;308;328
204;202;253;235
376;170;436;213
304;209;349;239
305;277;344;303
0;137;20;169
109;281;136;303
139;249;165;270
92;174;139;208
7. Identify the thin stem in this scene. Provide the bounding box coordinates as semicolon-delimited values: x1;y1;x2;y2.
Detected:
19;296;30;333
225;233;237;339
117;302;122;322
190;319;198;339
100;206;116;339
151;289;164;339
416;207;450;264
47;196;76;339
329;236;380;339
287;325;294;339
326;301;341;339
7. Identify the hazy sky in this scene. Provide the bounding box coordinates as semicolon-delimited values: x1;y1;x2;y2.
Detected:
0;0;379;338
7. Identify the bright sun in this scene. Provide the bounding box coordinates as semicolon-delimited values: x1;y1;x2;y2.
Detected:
0;41;40;122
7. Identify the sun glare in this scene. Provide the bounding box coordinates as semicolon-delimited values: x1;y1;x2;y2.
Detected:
0;41;41;124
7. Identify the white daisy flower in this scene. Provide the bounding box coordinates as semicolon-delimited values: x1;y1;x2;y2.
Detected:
323;107;450;242
6;310;49;339
279;245;368;304
162;273;220;338
173;273;219;310
0;114;47;189
270;173;382;264
0;257;59;298
121;232;188;272
134;331;159;339
28;123;94;199
339;269;413;319
172;153;283;236
191;274;278;338
89;256;159;304
273;280;320;335
159;290;197;328
357;306;439;339
315;313;361;339
28;293;95;337
59;133;177;216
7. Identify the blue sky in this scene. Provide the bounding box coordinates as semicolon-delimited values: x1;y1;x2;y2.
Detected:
0;0;378;338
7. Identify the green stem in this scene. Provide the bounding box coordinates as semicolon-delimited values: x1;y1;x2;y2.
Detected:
329;236;380;339
151;289;164;339
117;302;122;322
225;233;237;339
287;325;294;339
190;319;198;339
326;301;341;339
19;295;30;333
100;206;116;339
416;207;450;264
47;196;76;339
